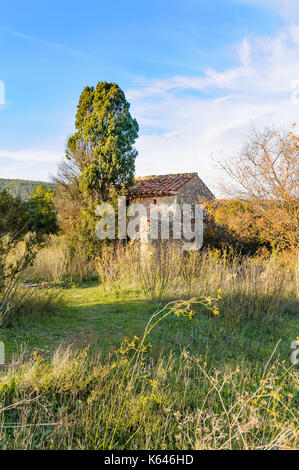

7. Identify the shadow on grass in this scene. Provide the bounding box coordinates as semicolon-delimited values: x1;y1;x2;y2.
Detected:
0;287;297;368
63;292;298;368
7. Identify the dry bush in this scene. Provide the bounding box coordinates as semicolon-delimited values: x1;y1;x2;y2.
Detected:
0;234;39;326
1;238;64;326
96;242;137;289
217;125;299;252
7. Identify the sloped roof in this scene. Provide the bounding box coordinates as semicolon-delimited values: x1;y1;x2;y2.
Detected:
128;173;198;198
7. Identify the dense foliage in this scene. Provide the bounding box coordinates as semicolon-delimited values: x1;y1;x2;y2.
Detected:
55;82;139;253
0;186;58;324
0;185;57;238
67;82;138;199
28;185;58;236
0;189;29;237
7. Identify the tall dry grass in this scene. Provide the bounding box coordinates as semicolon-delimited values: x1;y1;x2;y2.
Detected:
96;242;184;298
24;236;95;284
1;244;297;449
96;243;298;324
14;236;298;328
23;237;298;323
0;339;297;450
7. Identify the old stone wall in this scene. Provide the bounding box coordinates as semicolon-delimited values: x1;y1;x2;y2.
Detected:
176;175;214;206
127;175;213;249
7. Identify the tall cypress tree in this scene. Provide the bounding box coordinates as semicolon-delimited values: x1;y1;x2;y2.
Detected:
55;82;139;252
67;82;139;200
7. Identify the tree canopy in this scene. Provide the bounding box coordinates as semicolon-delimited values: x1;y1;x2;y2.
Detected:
55;82;139;253
28;185;58;235
67;81;139;200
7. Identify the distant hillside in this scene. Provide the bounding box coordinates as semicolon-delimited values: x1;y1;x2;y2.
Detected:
0;178;55;200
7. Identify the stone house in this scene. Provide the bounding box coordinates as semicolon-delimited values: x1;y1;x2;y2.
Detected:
127;173;214;249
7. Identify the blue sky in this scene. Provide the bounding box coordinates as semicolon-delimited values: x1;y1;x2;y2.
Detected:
1;0;299;194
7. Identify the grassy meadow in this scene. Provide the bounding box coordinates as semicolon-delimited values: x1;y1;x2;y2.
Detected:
0;241;298;450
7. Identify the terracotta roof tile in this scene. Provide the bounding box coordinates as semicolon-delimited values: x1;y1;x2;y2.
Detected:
128;173;197;198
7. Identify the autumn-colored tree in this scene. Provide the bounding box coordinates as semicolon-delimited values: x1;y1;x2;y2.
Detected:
214;125;299;251
202;198;266;252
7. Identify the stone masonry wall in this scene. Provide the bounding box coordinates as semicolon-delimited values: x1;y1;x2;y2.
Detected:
127;175;214;249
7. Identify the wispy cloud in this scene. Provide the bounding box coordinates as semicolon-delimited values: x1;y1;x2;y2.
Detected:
239;0;299;20
0;80;5;106
2;18;299;193
0;26;93;58
127;26;299;194
0;149;63;181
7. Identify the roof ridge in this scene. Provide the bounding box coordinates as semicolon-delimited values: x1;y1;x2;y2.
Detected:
134;172;197;181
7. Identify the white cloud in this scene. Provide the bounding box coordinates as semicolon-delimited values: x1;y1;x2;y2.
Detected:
239;0;299;20
2;22;299;196
0;149;63;181
128;25;299;195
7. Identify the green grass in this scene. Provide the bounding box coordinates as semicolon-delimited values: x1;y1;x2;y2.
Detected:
0;281;297;450
1;281;297;367
0;272;299;450
1;218;298;449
